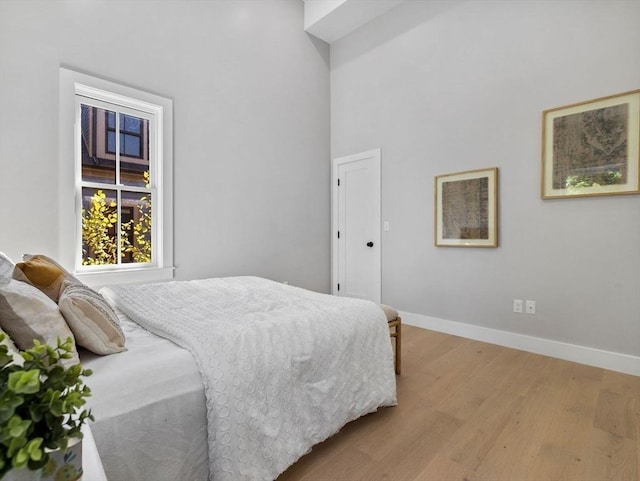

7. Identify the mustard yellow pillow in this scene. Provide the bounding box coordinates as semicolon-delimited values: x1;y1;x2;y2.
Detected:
13;254;80;303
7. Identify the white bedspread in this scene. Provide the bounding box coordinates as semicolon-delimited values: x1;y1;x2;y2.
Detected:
101;276;396;481
81;315;209;481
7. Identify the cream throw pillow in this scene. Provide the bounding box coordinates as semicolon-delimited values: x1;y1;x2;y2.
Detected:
380;304;399;322
0;278;79;366
59;285;126;355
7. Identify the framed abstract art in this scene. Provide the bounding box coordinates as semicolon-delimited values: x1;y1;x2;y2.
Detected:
435;167;498;247
541;90;640;199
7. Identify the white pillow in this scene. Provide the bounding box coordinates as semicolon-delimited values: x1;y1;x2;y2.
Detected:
0;326;23;366
0;252;14;278
0;277;79;366
59;285;126;355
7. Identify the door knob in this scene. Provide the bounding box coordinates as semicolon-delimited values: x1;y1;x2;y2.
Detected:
366;241;374;247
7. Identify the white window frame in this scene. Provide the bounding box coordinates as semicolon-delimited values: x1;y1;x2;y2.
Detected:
75;95;157;271
59;68;174;287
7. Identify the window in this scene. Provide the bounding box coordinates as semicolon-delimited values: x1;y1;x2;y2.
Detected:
105;111;145;159
78;102;152;267
59;68;173;286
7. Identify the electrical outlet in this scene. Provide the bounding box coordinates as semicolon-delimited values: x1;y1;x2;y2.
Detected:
526;300;536;314
513;299;523;313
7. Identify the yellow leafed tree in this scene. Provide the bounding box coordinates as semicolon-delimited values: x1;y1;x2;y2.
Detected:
82;172;151;265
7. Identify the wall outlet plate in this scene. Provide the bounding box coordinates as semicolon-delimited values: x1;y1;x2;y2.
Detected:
526;300;536;314
513;299;523;313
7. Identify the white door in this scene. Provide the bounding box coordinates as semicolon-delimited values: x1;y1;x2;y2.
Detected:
332;149;381;303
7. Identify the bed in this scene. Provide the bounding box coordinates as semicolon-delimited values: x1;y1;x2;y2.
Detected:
79;315;209;480
83;276;397;481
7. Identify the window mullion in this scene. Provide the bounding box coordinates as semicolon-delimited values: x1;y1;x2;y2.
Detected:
116;187;122;266
115;111;121;185
114;111;121;266
80;180;149;194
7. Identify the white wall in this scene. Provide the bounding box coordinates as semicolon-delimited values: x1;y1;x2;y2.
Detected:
0;0;330;292
331;0;640;356
303;0;405;43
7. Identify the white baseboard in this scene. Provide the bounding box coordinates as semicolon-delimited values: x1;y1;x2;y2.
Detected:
400;311;640;377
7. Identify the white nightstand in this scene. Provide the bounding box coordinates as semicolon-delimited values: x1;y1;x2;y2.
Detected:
82;424;107;481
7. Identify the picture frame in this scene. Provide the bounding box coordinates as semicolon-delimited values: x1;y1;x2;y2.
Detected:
434;167;498;247
541;90;640;199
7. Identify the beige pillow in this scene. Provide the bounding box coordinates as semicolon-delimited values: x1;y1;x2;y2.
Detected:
59;285;125;355
380;304;399;322
0;277;79;366
13;254;80;303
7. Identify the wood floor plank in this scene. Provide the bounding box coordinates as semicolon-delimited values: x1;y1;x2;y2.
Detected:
401;330;467;374
600;370;640;399
477;347;534;393
420;339;504;408
410;454;485;481
581;428;639;481
594;390;637;440
528;374;600;480
435;378;497;423
352;402;441;462
293;445;374;481
354;409;462;481
439;388;523;472
471;379;563;480
436;346;528;423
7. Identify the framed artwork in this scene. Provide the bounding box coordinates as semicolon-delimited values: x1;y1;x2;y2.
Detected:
434;167;498;247
541;89;640;199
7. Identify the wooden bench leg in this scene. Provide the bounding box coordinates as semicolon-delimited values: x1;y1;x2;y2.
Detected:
396;317;402;374
395;317;401;375
388;317;401;375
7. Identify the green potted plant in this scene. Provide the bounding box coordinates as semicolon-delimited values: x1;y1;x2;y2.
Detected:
0;335;93;481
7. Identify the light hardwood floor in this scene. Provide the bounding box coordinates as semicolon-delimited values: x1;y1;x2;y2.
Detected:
277;325;640;481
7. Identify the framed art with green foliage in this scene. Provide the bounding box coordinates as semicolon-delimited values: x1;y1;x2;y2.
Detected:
541;90;640;199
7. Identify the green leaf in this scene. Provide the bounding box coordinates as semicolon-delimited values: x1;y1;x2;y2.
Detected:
8;370;40;394
24;438;43;461
5;415;31;438
7;436;26;459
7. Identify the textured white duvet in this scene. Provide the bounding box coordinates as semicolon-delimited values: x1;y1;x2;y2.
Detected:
101;276;396;481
